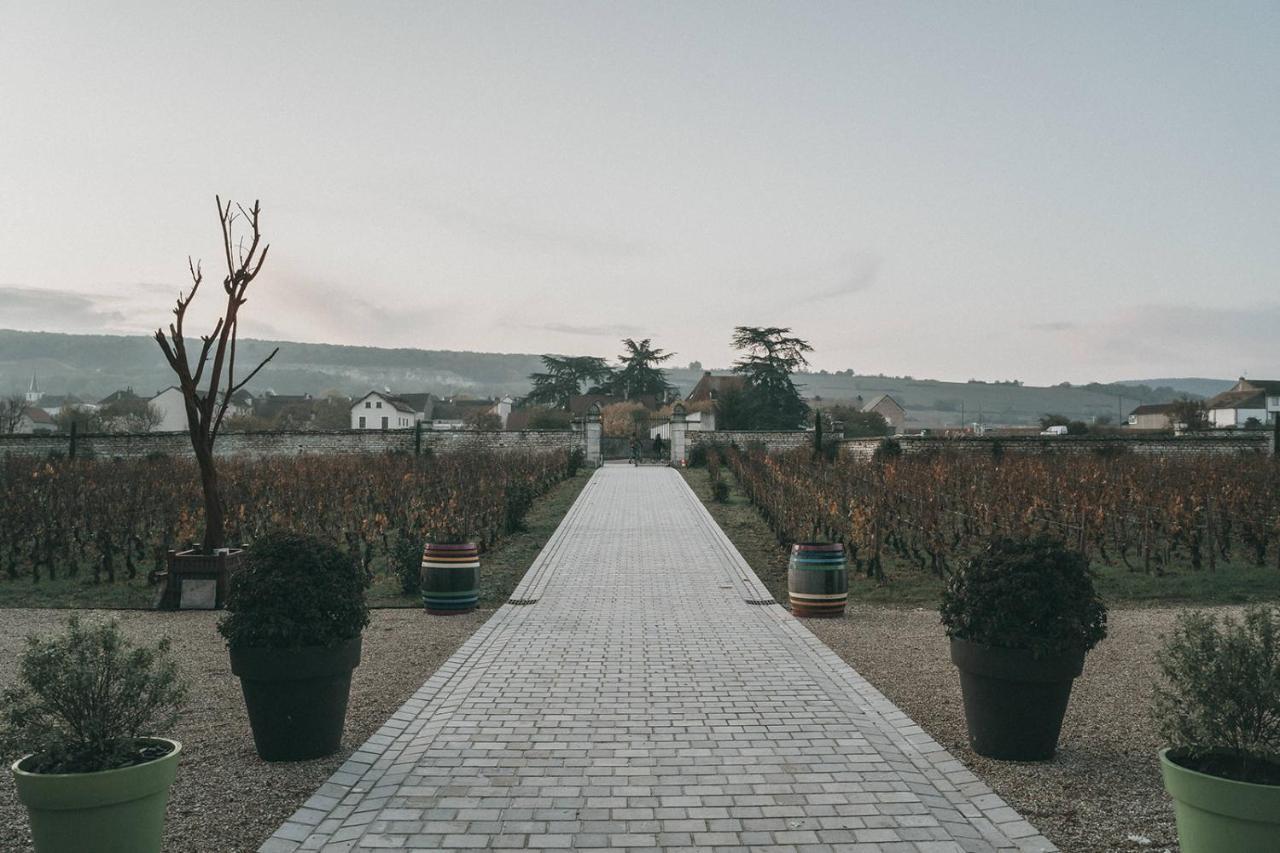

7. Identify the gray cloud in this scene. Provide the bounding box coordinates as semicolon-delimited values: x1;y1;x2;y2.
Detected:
1043;303;1280;378
409;198;651;261
1028;321;1078;332
538;322;645;337
0;285;131;330
756;252;881;309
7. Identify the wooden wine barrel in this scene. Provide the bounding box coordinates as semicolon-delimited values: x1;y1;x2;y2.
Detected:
421;542;480;614
788;542;848;617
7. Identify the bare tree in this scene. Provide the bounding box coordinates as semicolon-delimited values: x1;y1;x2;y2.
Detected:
0;394;26;434
154;197;278;550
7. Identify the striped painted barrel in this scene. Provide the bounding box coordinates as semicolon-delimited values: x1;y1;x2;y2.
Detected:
421;542;480;614
788;542;848;617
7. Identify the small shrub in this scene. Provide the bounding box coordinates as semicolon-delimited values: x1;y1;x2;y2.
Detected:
390;532;421;595
941;535;1107;658
688;445;708;468
219;531;370;650
1153;605;1280;784
505;482;536;533
566;447;585;477
710;479;730;503
990;440;1004;464
0;616;187;774
872;437;902;463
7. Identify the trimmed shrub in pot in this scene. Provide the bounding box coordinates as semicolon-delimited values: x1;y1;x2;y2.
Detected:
941;535;1107;760
220;531;369;761
1153;605;1280;852
2;617;187;853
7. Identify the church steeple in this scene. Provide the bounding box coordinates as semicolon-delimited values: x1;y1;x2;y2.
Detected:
24;371;40;405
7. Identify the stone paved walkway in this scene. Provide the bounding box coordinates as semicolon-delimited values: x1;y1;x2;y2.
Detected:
263;466;1055;852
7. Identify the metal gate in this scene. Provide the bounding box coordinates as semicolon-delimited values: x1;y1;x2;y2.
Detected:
601;435;666;462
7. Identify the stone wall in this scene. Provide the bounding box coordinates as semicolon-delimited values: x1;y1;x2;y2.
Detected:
686;430;813;453
0;429;583;460
839;432;1273;461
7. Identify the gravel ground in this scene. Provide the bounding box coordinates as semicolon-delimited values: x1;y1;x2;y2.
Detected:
0;608;490;853
0;603;1207;853
806;605;1205;853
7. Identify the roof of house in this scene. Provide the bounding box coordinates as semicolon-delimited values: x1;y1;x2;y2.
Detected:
432;398;493;420
504;409;534;431
150;386;253;407
254;393;314;419
1129;403;1180;416
863;393;905;414
36;394;82;408
97;388;139;406
353;390;432;415
685;372;747;403
1241;378;1280;395
22;406;56;425
1206;388;1267;411
567;394;661;415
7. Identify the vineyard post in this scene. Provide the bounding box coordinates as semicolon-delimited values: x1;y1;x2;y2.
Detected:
1207;497;1217;573
69;421;77;460
414;421;422;456
1143;509;1152;575
1077;503;1087;556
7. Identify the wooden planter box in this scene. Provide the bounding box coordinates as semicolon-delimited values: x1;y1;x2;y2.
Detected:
154;548;245;610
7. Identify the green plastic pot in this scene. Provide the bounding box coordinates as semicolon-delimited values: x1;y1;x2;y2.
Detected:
1160;748;1280;852
10;738;181;853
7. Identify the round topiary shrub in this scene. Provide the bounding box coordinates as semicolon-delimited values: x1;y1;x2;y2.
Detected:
941;534;1107;658
219;531;369;650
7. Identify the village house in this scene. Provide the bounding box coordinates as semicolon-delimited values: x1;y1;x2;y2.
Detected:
685;371;746;406
23;373;86;416
253;392;316;425
861;393;907;432
1205;378;1280;429
1127;402;1180;430
350;391;432;430
15;406;57;434
149;386;254;432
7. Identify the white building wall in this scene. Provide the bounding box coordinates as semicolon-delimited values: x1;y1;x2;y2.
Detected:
350;392;422;430
1210;407;1267;428
151;388;190;432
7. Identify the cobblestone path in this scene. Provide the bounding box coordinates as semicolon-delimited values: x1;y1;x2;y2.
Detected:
263;466;1054;852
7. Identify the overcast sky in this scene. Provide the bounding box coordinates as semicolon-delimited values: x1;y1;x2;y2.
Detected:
2;2;1277;385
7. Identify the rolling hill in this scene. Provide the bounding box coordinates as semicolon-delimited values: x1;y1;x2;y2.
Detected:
0;329;1221;427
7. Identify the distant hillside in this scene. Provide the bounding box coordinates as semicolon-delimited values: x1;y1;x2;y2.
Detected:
0;329;546;400
1118;377;1236;399
787;372;1201;428
0;329;1213;427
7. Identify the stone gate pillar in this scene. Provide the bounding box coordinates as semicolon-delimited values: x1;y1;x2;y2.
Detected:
585;402;603;467
669;402;688;466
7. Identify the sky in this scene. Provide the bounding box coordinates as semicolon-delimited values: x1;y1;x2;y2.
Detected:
1;1;1277;386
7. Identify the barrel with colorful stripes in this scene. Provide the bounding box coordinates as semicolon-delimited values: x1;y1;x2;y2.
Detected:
421;542;480;614
787;542;848;617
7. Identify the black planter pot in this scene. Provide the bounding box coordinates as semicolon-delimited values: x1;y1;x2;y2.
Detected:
229;637;362;762
949;637;1085;761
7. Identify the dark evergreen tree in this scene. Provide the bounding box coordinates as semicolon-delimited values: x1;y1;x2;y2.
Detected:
525;355;613;410
730;326;812;429
605;338;674;400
